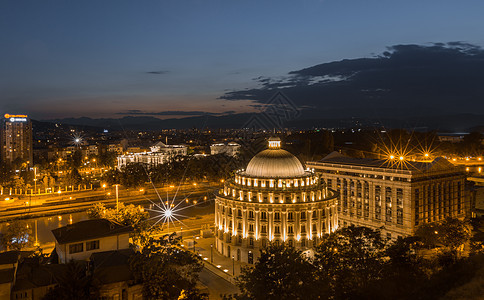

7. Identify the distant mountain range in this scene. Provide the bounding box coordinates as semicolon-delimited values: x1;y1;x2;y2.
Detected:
43;112;484;132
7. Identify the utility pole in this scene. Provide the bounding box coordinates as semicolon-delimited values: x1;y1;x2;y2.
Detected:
115;184;119;214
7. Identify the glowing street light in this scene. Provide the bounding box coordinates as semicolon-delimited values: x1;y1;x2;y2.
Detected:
164;209;173;218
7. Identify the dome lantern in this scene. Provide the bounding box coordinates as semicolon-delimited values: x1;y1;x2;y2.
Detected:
244;137;306;178
268;137;281;149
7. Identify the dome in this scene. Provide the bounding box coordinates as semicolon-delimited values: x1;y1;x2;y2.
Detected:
244;139;306;178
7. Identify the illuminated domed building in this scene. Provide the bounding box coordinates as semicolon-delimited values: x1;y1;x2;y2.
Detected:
215;137;338;263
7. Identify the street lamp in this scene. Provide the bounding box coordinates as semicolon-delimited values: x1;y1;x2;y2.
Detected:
211;244;213;263
33;167;37;192
232;255;235;276
115;184;119;213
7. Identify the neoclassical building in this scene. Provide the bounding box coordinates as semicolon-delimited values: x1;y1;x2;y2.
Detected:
307;151;469;239
215;138;338;263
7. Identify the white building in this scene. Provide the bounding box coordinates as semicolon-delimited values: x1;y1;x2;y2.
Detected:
215;138;338;264
150;141;187;156
210;142;241;157
52;219;133;263
117;141;187;169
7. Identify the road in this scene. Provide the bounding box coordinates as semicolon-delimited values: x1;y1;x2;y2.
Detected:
199;267;239;299
0;184;219;222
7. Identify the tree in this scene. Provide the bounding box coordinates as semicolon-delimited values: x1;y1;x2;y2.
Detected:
67;150;83;169
42;260;99;300
314;226;387;300
102;169;123;186
129;234;206;300
64;168;83;186
121;163;148;187
87;203;151;247
374;236;428;299
236;244;320;300
1;221;33;251
150;164;170;186
0;163;13;187
416;218;472;253
438;218;472;251
10;177;26;190
98;151;117;168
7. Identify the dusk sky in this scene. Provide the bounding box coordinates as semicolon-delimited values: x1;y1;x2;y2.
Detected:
2;0;484;120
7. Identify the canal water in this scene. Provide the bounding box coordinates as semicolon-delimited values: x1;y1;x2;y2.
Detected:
0;199;214;249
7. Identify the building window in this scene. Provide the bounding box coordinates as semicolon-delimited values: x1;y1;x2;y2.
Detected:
275;226;280;234
249;224;254;232
301;225;306;233
274;212;280;221
261;225;267;234
300;211;306;220
415;188;420;226
69;243;83;254
249;237;254;246
261;211;267;220
86;240;99;251
288;225;294;234
288;212;293;221
249;210;254;219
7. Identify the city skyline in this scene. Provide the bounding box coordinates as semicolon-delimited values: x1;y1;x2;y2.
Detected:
2;1;484;119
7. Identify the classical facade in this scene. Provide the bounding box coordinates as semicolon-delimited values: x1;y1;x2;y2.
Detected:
117;141;187;169
215;138;338;263
210;142;241;157
307;152;469;239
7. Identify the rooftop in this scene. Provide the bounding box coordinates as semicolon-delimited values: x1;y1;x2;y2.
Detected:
243;138;307;178
311;151;458;173
51;219;133;244
0;251;20;265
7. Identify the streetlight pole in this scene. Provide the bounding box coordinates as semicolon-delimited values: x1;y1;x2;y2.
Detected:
210;244;213;263
33;167;37;192
232;256;235;276
115;184;119;214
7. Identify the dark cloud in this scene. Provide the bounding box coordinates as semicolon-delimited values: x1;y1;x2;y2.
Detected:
117;110;223;116
220;42;484;119
146;71;169;75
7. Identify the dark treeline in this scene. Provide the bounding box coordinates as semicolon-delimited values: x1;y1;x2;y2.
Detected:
102;154;248;187
226;217;484;300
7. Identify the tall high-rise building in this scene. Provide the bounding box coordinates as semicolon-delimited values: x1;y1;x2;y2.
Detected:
1;114;33;168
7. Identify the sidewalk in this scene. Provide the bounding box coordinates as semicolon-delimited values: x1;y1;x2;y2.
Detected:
189;236;250;281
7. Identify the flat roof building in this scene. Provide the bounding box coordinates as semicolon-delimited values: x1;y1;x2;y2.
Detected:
307;152;470;239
